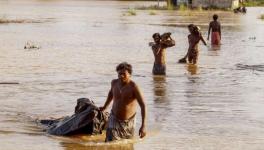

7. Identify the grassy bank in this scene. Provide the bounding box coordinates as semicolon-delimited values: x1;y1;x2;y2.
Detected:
136;4;230;11
0;15;42;24
260;14;264;20
244;0;264;6
0;18;26;23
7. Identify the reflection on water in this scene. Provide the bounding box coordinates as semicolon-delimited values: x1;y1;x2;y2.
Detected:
209;44;221;51
1;0;264;149
49;132;135;150
54;133;135;150
61;142;134;150
152;75;167;98
151;75;172;127
236;63;264;72
186;64;199;75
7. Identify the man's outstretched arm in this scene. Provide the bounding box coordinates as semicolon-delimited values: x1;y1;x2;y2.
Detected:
207;23;212;40
134;84;146;138
200;34;207;46
100;81;114;111
219;23;222;40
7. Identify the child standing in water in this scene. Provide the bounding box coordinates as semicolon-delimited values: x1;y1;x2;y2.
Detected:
208;14;221;45
180;24;207;64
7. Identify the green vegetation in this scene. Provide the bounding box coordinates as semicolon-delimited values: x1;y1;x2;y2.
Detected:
244;0;264;6
166;0;175;10
149;10;157;15
260;14;264;20
0;15;41;24
0;18;25;23
136;5;168;10
136;0;175;10
126;8;137;16
197;5;203;11
136;4;229;11
179;3;188;11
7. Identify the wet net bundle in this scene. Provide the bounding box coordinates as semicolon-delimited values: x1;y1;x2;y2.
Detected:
40;98;109;136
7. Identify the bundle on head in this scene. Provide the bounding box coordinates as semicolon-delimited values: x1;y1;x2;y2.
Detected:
193;26;201;35
161;32;171;40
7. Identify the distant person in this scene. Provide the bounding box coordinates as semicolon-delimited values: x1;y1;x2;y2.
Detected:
179;24;207;64
233;6;241;13
208;14;221;45
241;6;247;13
233;6;246;13
178;24;194;63
100;62;146;142
239;0;247;13
149;32;175;75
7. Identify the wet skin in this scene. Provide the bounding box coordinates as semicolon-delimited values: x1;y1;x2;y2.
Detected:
100;69;146;138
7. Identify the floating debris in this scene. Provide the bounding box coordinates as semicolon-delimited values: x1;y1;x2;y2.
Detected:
149;10;157;15
0;18;42;24
0;82;19;84
236;63;264;72
124;8;137;16
249;37;256;40
24;41;40;50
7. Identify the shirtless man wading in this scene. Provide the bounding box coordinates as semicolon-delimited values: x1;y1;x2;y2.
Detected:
208;14;221;45
100;62;146;142
150;32;175;75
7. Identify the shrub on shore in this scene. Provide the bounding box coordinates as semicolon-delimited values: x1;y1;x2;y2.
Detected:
0;16;41;24
179;3;188;11
149;10;157;15
0;18;25;23
244;0;264;6
124;8;136;16
136;5;167;10
127;8;137;16
260;14;264;20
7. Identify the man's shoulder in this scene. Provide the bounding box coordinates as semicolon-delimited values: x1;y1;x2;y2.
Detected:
128;80;137;88
111;79;118;84
213;21;220;25
130;81;141;92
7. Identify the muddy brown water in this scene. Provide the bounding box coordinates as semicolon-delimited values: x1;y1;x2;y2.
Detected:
0;0;264;149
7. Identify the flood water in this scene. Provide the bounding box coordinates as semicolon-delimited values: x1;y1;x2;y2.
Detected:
1;0;264;149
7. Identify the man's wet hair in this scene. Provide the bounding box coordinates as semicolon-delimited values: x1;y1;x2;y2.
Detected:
152;33;161;39
213;14;218;20
188;24;194;29
188;24;195;34
116;62;132;74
